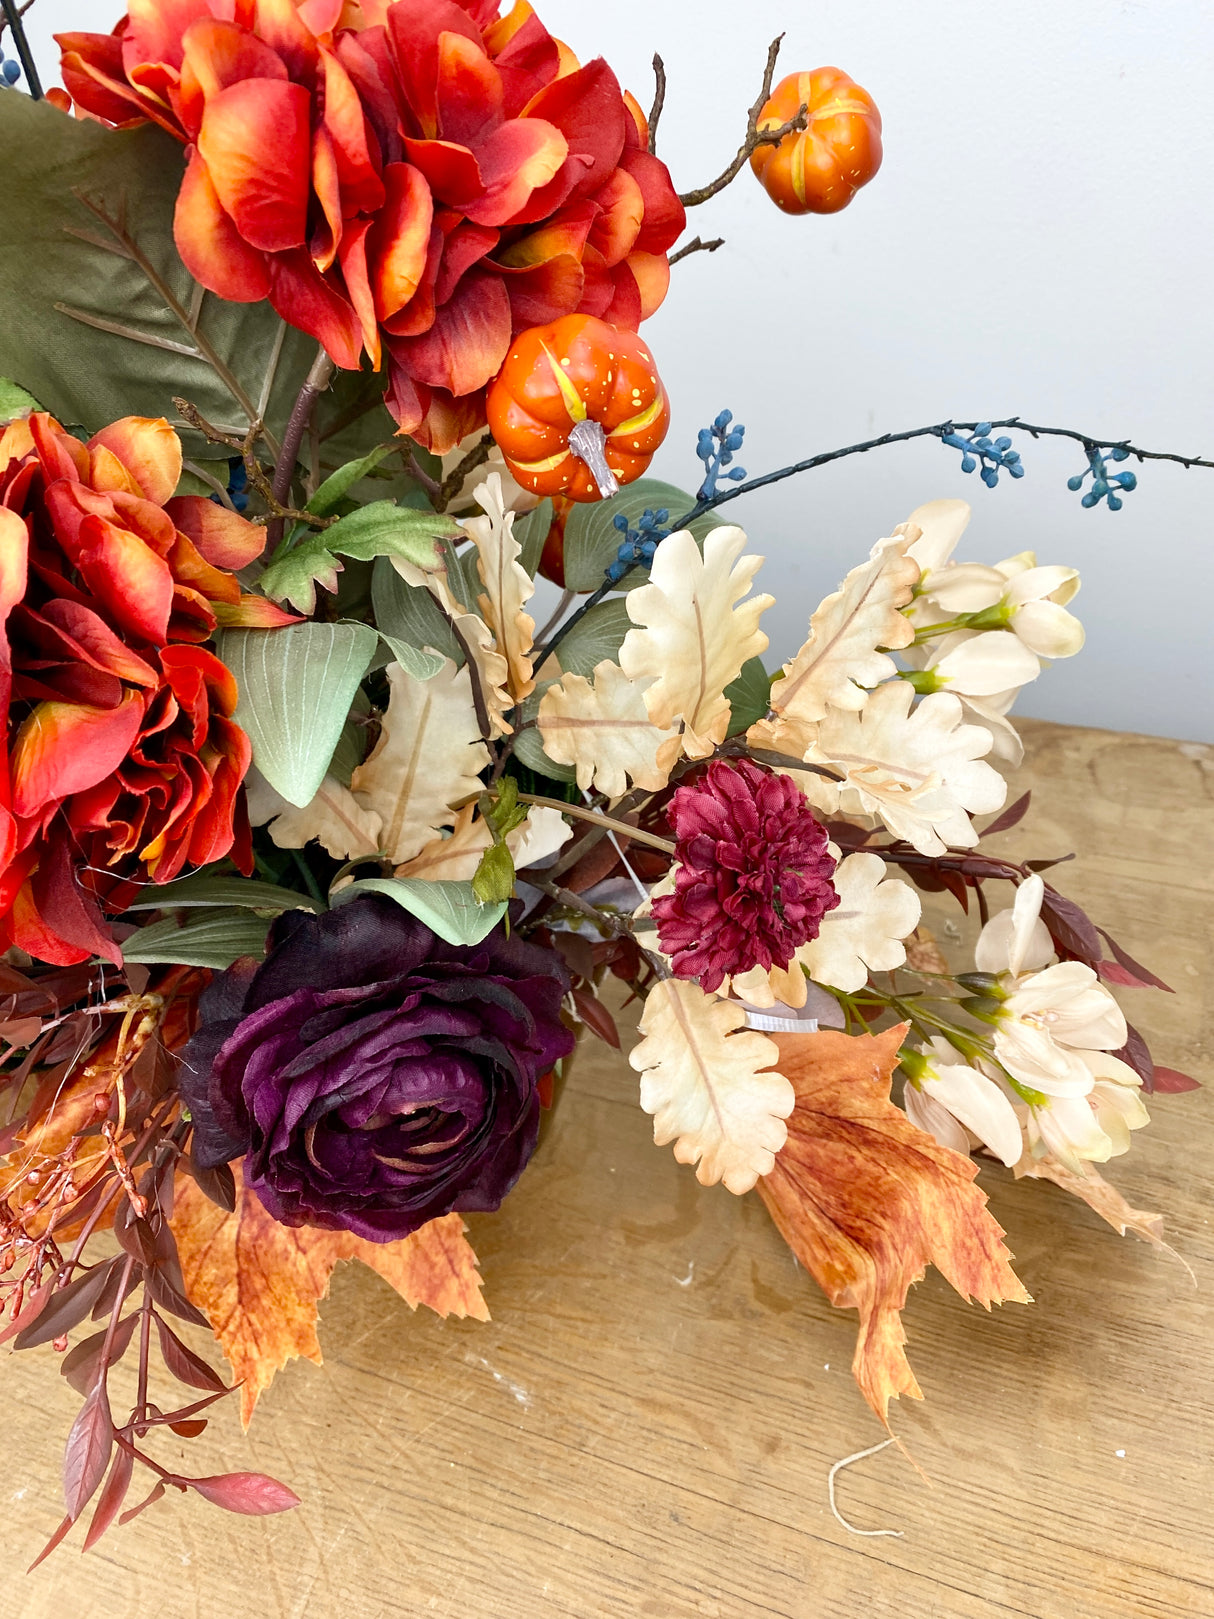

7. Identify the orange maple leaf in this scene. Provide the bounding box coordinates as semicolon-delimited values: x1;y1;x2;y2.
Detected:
757;1024;1030;1426
171;1165;490;1426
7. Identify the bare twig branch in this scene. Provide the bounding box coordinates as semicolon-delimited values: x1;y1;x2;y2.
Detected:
436;430;495;512
532;878;637;940
516;792;677;856
648;53;667;155
678;36;805;209
668;235;726;267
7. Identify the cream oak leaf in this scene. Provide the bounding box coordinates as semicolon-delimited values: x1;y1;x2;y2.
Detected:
538;660;681;798
629;978;794;1195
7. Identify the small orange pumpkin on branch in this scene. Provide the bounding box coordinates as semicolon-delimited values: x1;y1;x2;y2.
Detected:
487;314;671;504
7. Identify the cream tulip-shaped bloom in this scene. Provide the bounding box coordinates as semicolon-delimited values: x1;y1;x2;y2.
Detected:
994;555;1085;659
903;1037;1024;1167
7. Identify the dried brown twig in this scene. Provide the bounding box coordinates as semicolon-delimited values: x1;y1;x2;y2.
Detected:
677;35;807;209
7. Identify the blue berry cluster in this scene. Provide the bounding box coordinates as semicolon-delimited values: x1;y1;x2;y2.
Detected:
1067;444;1137;510
940;423;1025;488
0;48;23;87
696;409;747;500
606;506;671;583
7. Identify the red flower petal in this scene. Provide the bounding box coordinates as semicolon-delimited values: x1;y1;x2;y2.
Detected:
267;250;365;370
512;59;627;223
176;17;288;137
586;167;644;268
621;148;687;254
211;595;303;629
461;118;569;227
248;0;320;81
366;162;434;324
485;6;561;118
391;268;511;396
318;43;386;216
174;147;272;302
25;601;160;687
197;79;312;253
4;841;119;967
624;250;670;321
123;0;214;74
310;123;344;273
166;497;266;570
493;255;585;328
57;31;161;127
10;690;145;820
336;219;383;370
434;28;504;149
75;514;175;644
86;418;182;506
386;0;482;136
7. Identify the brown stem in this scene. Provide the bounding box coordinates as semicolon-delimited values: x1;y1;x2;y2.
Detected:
533;879;637;940
669;235;726;266
436;430;495;512
267;347;337;549
648;53;667;154
677;36;808;209
516;792;676;856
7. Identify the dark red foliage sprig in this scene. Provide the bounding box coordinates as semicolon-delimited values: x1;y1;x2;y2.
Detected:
0;960;299;1567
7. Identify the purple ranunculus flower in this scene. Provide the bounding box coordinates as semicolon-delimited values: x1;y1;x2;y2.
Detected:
180;895;573;1242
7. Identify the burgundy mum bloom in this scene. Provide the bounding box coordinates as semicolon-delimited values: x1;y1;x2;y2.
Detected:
653;759;840;994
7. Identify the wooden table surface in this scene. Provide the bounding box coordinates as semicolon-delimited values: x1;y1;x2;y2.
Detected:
5;719;1213;1619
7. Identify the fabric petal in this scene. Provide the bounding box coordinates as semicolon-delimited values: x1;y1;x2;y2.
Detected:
197;79;312;252
174;146;272;302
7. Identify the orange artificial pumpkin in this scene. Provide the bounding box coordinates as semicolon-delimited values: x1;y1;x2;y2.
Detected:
750;68;882;216
486;315;671;504
537;495;575;587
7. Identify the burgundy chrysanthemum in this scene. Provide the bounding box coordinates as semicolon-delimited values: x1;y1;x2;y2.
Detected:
652;759;840;993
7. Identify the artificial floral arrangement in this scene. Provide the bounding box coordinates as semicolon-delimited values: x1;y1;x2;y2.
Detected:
0;0;1207;1567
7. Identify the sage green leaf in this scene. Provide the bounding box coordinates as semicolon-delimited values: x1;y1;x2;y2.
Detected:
561;480;727;592
332;878;506;946
377;634;445;683
724;657;773;735
370;551;482;665
550;597;633;678
121;910;276;968
0;95;314;453
123;875;319;913
327;688;372;786
258;503;460;614
306;443;397;517
0;377;42;423
218;622;378;808
513;498;553;579
472;843;516;906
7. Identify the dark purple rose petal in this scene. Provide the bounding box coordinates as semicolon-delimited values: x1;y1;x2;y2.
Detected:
180;895;573;1242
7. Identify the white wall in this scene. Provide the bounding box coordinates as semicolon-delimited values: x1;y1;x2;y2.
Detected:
21;0;1214;740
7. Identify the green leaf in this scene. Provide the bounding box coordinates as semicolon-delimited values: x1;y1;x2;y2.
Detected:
0;377;42;424
551;597;634;677
217;622;378;808
327;688;372;786
0;95;315;452
472;843;516;906
724;657;773;735
258;503;460;615
332;878;506;946
561;480;727;592
121;910;276;968
513;498;553;579
377;633;445;683
306;443;397;518
123;875;318;913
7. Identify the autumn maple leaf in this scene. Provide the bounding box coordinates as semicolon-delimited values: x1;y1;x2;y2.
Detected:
172;1167;489;1426
758;1025;1029;1426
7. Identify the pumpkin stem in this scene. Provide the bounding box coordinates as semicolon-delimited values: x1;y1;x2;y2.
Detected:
567;419;620;500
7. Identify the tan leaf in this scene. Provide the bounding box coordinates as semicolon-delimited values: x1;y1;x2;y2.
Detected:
755;537;919;759
758;1025;1029;1426
171;1165;489;1427
462;472;536;703
538;659;681;798
619;527;773;758
1014;1156;1168;1248
262;775;383;861
397;804;571;883
800;682;1006;857
350;659;490;864
452;607;514;739
904;926;952;978
629;978;794;1195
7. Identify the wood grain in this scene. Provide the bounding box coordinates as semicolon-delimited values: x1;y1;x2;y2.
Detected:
5;720;1213;1619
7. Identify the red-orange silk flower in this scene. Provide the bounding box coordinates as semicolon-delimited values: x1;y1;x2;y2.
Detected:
0;414;265;966
58;0;687;452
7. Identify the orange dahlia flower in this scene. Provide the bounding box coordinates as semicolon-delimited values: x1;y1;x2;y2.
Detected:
0;413;265;966
58;0;686;451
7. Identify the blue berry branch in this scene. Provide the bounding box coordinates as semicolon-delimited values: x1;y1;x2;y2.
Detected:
0;0;41;98
528;413;1214;678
